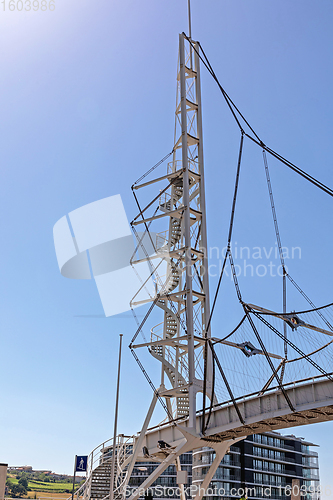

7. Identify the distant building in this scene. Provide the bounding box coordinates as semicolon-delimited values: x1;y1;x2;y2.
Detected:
7;467;85;483
8;466;33;472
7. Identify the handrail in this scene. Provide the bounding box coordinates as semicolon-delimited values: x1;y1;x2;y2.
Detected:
65;434;135;500
65;479;87;500
146;371;333;433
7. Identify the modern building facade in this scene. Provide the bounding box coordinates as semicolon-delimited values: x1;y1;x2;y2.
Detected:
192;432;320;500
129;452;193;496
126;432;319;500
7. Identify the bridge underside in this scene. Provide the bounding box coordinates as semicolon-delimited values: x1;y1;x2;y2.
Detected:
141;377;333;456
204;404;333;442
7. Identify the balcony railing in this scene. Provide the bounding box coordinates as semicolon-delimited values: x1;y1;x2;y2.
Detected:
193;459;240;467
303;472;320;480
254;480;287;487
305;451;319;457
213;475;241;482
255;466;286;474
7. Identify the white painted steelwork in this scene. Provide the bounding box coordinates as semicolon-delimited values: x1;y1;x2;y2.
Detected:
131;32;212;431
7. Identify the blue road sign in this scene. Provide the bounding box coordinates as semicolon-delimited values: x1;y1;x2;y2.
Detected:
75;456;88;472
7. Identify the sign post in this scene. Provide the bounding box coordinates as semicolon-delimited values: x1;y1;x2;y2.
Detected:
109;333;123;500
71;456;77;500
71;455;88;500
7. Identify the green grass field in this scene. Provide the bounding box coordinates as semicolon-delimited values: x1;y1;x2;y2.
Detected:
28;481;74;491
7;477;80;494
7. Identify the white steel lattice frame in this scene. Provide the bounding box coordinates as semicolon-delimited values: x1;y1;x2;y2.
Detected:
130;34;213;429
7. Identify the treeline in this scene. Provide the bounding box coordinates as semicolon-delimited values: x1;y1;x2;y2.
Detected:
6;472;85;498
12;471;76;483
6;477;30;498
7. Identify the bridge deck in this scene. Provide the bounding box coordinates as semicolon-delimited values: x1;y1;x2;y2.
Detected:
141;376;333;455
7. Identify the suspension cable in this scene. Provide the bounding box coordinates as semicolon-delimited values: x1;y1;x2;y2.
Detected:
183;34;257;140
286;273;333;331
203;340;215;432
202;133;244;433
251;310;333;383
206;132;244;334
130;348;175;423
132;150;174;188
183;33;333;199
249;300;333;317
131;307;148;344
263;150;288;377
208;339;245;425
245;308;295;412
229;251;243;303
129;297;160;347
263;151;285;268
212;314;247;344
246;134;333;198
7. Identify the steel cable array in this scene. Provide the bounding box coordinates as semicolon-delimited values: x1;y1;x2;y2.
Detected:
128;34;333;430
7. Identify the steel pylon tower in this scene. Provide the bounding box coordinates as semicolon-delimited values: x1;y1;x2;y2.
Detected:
131;33;213;430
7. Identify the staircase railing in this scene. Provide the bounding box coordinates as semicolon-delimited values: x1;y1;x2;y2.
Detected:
66;434;135;500
151;331;189;380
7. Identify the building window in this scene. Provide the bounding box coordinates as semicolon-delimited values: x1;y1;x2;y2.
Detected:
254;460;262;470
254;473;262;483
263;474;269;485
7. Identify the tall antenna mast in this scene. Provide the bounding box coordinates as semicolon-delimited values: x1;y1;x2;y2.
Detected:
188;0;192;39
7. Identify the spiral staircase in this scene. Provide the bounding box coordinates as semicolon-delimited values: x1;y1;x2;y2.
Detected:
148;168;199;418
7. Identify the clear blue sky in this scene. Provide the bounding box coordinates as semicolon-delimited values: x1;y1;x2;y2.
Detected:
0;0;333;491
